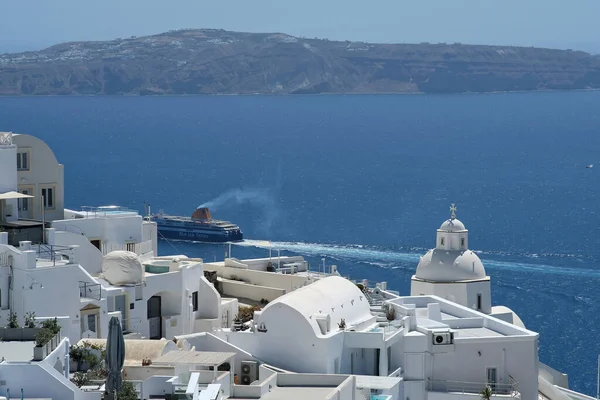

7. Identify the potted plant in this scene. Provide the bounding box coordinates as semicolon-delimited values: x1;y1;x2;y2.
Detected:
4;312;20;341
232;315;243;331
338;318;346;330
69;345;85;371
42;318;61;348
480;385;493;400
385;305;396;322
8;312;18;328
33;328;54;360
23;311;40;340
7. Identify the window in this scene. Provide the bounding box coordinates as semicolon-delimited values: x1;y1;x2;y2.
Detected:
461;238;465;247
192;291;198;311
126;243;136;252
41;187;55;209
18;189;29;212
440;237;445;246
477;294;482;310
16;151;29;171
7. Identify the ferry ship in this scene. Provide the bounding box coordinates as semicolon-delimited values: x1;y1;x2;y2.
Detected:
149;207;243;242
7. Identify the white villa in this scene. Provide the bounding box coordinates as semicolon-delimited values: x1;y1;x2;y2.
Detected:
0;131;592;400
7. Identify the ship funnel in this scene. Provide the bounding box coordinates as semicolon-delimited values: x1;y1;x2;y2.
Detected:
192;207;212;221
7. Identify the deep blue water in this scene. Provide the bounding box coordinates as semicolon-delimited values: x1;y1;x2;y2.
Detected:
1;93;600;395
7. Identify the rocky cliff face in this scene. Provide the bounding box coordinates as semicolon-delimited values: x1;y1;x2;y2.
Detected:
1;29;600;95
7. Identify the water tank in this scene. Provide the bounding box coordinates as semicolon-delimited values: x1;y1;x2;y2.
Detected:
102;251;145;286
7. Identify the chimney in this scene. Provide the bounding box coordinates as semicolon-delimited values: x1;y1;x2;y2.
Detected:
191;208;212;221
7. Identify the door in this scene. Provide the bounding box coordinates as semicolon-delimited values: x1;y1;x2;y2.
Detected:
114;294;127;331
147;295;162;339
18;189;32;219
487;367;498;391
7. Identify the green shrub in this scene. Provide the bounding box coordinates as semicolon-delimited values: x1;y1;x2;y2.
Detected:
8;312;18;328
24;311;37;328
117;380;138;400
41;318;61;335
35;328;54;347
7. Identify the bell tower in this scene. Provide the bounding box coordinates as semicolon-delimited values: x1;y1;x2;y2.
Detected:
436;203;468;251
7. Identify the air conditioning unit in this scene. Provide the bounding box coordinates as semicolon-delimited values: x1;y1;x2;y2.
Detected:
432;331;454;345
240;360;259;385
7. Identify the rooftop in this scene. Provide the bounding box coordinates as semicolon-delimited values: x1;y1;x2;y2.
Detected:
393;295;537;338
153;351;236;366
0;341;35;362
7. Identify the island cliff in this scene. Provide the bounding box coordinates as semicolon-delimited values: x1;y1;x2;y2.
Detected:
1;29;600;95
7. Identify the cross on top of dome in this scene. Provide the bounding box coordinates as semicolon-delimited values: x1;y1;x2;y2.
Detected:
450;203;457;220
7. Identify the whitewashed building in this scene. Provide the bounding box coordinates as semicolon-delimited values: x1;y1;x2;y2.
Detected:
219;274;539;400
0;132;237;345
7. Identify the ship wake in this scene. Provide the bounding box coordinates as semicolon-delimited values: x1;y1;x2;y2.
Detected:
237;239;600;278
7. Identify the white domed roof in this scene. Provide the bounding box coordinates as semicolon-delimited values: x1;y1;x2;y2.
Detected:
439;218;466;232
415;249;487;282
102;251;145;286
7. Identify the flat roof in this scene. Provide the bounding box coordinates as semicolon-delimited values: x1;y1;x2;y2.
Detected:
455;327;504;338
355;375;402;390
395;295;537;338
0;341;35;362
153;351;236;366
230;386;336;400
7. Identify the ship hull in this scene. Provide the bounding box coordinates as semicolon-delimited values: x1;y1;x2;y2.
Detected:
156;226;243;243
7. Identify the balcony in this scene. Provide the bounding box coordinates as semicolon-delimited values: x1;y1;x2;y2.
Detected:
79;281;102;301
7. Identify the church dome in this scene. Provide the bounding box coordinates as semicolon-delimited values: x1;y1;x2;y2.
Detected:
439;218;466;232
414;249;487;282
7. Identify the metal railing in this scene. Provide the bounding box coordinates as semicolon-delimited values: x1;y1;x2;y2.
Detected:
79;281;102;301
34;244;73;266
427;378;519;396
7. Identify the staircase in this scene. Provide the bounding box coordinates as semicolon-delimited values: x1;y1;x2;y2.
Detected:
366;290;388;323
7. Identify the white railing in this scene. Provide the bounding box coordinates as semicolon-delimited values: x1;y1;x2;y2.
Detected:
427;378;519;397
0;132;12;146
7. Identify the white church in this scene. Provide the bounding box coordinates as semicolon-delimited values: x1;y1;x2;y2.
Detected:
410;204;525;327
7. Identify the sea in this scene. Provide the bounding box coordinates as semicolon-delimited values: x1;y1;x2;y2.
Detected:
1;92;599;395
